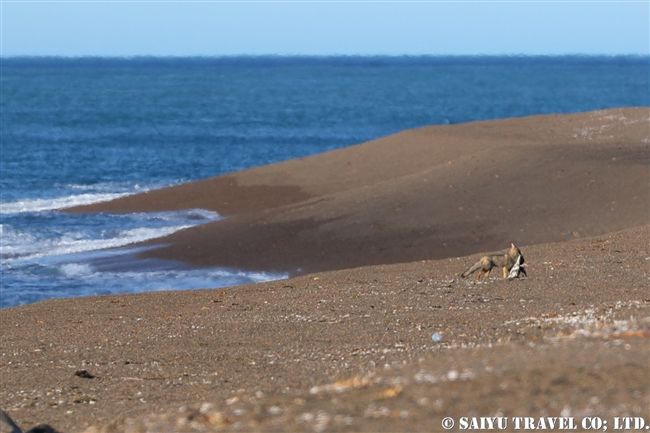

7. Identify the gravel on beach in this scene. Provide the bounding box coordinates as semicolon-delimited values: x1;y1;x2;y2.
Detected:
3;108;648;431
2;226;648;432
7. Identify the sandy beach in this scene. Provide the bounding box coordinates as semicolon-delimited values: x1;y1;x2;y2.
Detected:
68;108;649;275
1;108;648;432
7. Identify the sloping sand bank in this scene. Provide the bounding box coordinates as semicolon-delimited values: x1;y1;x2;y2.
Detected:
1;226;648;432
2;108;648;432
69;108;649;275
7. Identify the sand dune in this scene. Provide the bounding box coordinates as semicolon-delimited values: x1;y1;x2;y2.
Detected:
69;108;649;275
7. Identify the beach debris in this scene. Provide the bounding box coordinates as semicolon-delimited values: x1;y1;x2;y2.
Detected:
309;375;372;395
431;332;443;343
378;385;403;399
504;301;650;341
74;370;95;379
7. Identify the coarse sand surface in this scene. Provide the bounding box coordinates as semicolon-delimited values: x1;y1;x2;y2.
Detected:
2;108;648;432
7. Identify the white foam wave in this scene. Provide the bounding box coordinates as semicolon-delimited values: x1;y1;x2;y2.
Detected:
66;182;142;192
0;192;132;214
4;224;193;263
1;208;221;264
63;180;181;194
59;263;94;277
139;209;220;222
0;224;37;259
1;263;288;308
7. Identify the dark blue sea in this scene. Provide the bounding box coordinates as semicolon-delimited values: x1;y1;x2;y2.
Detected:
1;56;648;307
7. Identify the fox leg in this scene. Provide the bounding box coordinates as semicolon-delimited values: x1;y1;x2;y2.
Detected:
502;267;508;278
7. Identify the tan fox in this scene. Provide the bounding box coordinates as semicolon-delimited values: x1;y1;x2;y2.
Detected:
461;243;525;279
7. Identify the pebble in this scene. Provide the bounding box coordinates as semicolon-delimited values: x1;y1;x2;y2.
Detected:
431;333;443;343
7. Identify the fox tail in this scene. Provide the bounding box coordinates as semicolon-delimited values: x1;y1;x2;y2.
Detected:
461;261;483;278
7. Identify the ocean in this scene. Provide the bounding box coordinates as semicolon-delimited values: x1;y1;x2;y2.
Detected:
1;56;648;308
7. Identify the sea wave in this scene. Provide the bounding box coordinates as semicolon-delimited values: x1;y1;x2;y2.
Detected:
2;262;287;308
1;206;235;308
3;225;194;263
2;208;220;263
0;192;133;214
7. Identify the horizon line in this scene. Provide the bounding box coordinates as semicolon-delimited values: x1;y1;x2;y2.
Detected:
2;53;648;59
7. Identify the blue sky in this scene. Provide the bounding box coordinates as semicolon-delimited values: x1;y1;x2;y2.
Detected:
1;1;648;57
